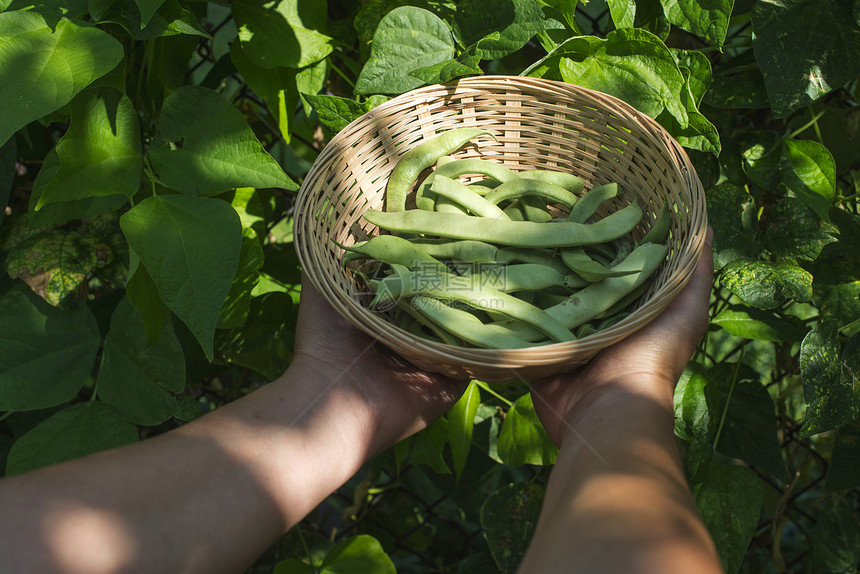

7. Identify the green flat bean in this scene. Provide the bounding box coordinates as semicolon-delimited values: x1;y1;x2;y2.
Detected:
363;203;643;248
397;299;463;346
483;178;580;210
386;128;492;212
495;246;570;276
370;264;576;343
519;169;585;194
338;235;449;273
431;175;510;220
410;296;538;349
519;195;553;222
560;247;640;282
567;183;620;223
411;239;498;262
468;263;566;292
435;157;517;183
639;204;671;245
485;242;668;341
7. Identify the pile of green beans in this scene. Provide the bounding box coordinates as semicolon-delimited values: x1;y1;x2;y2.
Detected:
342;128;671;349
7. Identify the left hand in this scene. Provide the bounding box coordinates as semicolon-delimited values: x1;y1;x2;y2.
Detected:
290;274;467;454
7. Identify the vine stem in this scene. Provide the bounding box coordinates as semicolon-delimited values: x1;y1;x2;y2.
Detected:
788;108;826;139
477;380;513;406
295;527;318;574
0;411;12;424
712;345;744;451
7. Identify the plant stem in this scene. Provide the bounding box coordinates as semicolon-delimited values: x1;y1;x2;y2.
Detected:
713;346;744;451
789;109;826;139
477;380;513;406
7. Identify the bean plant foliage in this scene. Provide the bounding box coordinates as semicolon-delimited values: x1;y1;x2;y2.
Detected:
0;0;859;572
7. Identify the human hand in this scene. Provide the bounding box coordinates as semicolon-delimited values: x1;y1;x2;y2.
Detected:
531;230;714;446
289;274;467;454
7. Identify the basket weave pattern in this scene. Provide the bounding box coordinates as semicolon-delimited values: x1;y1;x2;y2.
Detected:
295;76;707;383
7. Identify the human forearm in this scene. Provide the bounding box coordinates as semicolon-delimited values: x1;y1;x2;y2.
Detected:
0;357;382;574
519;385;722;574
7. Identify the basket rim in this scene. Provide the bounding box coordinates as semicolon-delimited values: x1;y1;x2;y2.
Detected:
294;75;708;373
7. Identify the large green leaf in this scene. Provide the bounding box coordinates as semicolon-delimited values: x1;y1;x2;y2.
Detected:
660;0;732;48
148;86;296;195
798;322;860;437
36;88;141;210
393;417;451;474
761;198;835;261
824;421;860;493
5;402;138;475
230;42;298;144
96;297;186;426
606;0;636;28
101;0;210;41
125;248;171;344
693;463;763;574
447;380;480;480
452;0;545;60
673;363;719;479
135;0;168;26
217;227;264;329
354;6;455;95
233;0;332;69
120;194;243;361
705;51;770;110
480;482;544;573
751;0;860;117
713;306;806;342
302;93;389;138
5;228;113;307
706;182;759;270
0;286;101;411
719;259;812;309
27;149;128;228
318;535;396;574
0;12;123;147
525;28;688;126
810;497;860;574
779;139;836;222
409;40;486;85
497;392;557;466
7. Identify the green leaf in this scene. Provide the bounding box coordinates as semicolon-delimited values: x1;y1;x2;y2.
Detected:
706;182;759;270
705;51;770;109
660;0;732;48
0;12;123;147
273;559;314;574
0;285;100;411
5;228;113;307
798;322;860;437
5;402;138;475
396;418;451;474
0;136;14;227
218;228;264;329
606;0;636;28
96;297;186;426
673;363;719;478
761;198;835;261
120;194;243;361
810;497;860;574
657;65;720;154
713;306;806;342
497;392;557;466
409;41;485;85
447;380;480;480
693;463;763;574
709;364;787;482
149;86;297;195
233;0;333;69
751;0;860;117
302;94;389;138
526;28;688;126
319;535;396;574
125;249;171;344
101;0;210;40
3;0;89;25
452;0;545;60
779;139;836;222
720;259;813;309
36;88;140;210
354;6;455;95
135;0;168;26
27;150;128;228
217;291;296;380
230;42;299;144
815;281;860;335
738;130;783;193
480;482;544;573
824;421;860;493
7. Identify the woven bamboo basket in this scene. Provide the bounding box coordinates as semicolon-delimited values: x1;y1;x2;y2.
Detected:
295;76;707;383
